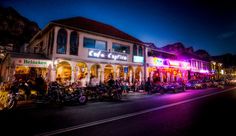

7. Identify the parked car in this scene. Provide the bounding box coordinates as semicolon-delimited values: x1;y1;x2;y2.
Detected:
186;80;203;89
202;79;214;88
162;82;186;93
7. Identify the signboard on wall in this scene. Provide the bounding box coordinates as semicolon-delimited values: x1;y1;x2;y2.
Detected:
124;67;128;73
14;58;52;68
88;49;128;61
133;56;144;63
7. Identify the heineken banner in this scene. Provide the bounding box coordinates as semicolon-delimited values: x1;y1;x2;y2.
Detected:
14;58;52;68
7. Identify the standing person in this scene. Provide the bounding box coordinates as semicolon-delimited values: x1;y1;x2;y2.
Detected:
145;77;152;94
35;74;46;97
80;76;87;88
107;75;115;88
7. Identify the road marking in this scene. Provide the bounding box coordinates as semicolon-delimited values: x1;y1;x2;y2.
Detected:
35;87;236;136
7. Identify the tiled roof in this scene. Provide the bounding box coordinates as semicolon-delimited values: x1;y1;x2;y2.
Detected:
9;52;50;60
52;16;143;44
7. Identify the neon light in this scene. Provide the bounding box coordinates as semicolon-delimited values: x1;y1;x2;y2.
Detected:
199;69;209;73
169;60;180;67
153;57;164;66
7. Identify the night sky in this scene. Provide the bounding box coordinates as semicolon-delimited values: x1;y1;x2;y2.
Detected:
1;0;236;56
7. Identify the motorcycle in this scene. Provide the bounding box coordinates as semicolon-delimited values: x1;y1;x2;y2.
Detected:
34;82;64;106
63;85;87;105
96;84;122;101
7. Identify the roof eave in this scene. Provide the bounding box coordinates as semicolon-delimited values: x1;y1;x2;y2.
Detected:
51;22;144;46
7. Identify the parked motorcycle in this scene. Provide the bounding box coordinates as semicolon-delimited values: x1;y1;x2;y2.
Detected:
63;85;87;105
34;82;64;106
96;84;122;101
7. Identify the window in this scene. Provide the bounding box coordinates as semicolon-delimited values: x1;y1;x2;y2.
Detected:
57;29;67;54
112;43;130;54
133;44;137;55
70;31;79;55
83;38;107;50
95;40;107;50
138;46;143;56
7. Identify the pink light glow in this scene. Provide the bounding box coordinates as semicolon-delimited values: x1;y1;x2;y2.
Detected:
169;60;190;70
199;69;209;73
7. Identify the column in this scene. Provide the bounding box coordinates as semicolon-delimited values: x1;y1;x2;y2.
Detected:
100;64;105;83
71;66;75;83
129;71;132;83
150;71;153;82
117;68;120;79
51;61;57;82
114;65;117;80
167;73;170;82
160;72;163;82
139;71;142;82
133;66;137;81
98;67;101;84
51;69;56;81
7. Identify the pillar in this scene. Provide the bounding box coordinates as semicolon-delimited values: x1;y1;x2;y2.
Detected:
167;72;170;82
114;65;117;80
129;71;132;83
100;64;105;83
71;67;75;83
160;72;163;82
150;71;153;82
51;69;56;81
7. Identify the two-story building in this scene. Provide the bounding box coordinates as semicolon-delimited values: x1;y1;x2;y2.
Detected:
1;17;145;84
145;43;190;83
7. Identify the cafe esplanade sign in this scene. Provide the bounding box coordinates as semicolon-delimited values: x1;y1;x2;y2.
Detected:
14;58;52;68
88;49;128;61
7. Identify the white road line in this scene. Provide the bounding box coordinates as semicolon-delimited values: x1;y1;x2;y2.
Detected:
35;87;236;136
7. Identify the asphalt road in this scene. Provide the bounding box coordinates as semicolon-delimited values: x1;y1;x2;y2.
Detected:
0;86;236;136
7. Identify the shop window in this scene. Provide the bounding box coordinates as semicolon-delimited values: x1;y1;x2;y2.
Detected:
70;31;79;55
57;29;67;54
56;61;71;82
133;44;137;56
138;46;143;56
112;43;130;54
83;38;107;50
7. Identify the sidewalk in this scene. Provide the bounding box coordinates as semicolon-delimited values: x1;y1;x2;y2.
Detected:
123;90;148;96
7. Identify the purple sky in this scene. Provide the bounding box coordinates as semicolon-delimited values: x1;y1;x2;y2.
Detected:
1;0;236;55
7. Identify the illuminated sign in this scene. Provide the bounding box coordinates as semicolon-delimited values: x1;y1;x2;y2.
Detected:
153;57;166;66
200;69;209;73
169;60;190;70
124;67;128;73
14;58;51;68
192;69;209;73
88;49;127;61
133;56;144;63
169;60;180;67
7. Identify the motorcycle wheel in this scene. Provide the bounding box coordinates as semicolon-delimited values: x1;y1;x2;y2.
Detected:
79;95;87;104
6;99;17;110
